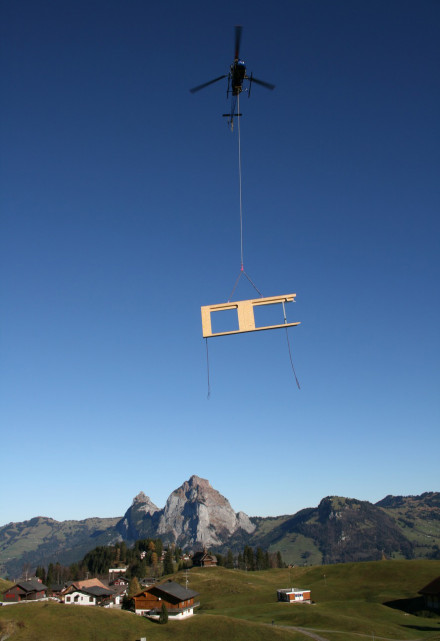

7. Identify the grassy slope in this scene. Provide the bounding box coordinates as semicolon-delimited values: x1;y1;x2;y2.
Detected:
380;503;440;557
187;561;440;640
0;603;308;641
0;578;13;597
268;532;323;566
1;560;440;640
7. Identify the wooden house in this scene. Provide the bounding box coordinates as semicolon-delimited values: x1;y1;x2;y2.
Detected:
133;580;199;619
192;550;218;567
277;587;311;603
3;578;47;602
419;576;440;612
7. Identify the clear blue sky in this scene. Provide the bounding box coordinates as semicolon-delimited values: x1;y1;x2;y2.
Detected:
1;0;439;525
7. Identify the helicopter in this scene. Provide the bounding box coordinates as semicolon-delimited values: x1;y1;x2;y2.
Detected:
190;26;275;130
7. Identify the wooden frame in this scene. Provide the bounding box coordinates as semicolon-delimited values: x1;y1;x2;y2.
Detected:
201;294;300;338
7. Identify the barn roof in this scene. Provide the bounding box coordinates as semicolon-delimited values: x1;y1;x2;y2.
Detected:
419;576;440;596
15;579;48;592
153;580;198;601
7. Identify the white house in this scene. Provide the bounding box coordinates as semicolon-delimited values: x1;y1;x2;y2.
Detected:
64;585;115;606
277;587;311;603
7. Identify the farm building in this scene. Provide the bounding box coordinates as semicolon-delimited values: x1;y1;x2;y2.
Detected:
419;576;440;612
277;587;311;603
133;580;199;619
3;578;47;602
192;550;218;567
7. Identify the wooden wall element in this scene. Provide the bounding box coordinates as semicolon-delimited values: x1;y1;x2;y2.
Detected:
201;294;300;338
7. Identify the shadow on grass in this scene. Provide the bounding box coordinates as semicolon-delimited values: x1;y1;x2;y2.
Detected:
402;624;440;631
384;596;440;631
385;596;426;615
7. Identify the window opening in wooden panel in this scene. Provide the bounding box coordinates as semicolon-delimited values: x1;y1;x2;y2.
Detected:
253;302;286;329
210;307;239;335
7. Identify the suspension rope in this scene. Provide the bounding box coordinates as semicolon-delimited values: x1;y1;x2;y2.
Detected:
285;328;301;389
243;270;263;297
227;270;243;302
237;92;244;270
205;338;211;399
282;301;301;389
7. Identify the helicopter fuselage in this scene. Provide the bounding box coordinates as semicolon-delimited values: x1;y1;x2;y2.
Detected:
230;59;247;95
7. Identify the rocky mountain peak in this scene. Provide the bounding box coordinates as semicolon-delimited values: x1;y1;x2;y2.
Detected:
173;476;228;507
116;491;159;540
156;476;255;547
134;491;148;502
132;492;159;514
182;474;212;490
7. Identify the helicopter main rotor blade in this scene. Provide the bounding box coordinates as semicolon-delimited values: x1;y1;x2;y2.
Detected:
189;75;227;93
234;25;243;59
250;76;275;90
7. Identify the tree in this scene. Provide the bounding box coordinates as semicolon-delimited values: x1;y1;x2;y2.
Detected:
119;542;127;563
256;547;265;570
159;602;168;624
35;566;46;583
138;559;147;578
46;563;55;587
128;577;141;598
21;562;32;581
244;546;255;571
276;551;284;568
151;551;158;574
155;539;163;557
122;594;133;611
163;548;174;575
54;562;62;583
264;551;270;569
226;549;234;569
69;563;80;581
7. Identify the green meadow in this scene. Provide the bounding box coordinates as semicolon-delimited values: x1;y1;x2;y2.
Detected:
1;560;440;640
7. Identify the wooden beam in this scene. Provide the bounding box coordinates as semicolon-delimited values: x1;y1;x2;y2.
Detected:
201;294;300;338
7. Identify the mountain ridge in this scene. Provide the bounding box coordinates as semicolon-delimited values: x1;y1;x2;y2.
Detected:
0;477;438;578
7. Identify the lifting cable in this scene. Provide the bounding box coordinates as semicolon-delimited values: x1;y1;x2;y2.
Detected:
206;93;300;397
227;92;262;302
238;92;244;271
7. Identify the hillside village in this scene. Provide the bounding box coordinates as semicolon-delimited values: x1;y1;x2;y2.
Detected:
2;563;440;630
1;483;439;636
1;541;286;619
2;575;202;620
2;550;307;622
